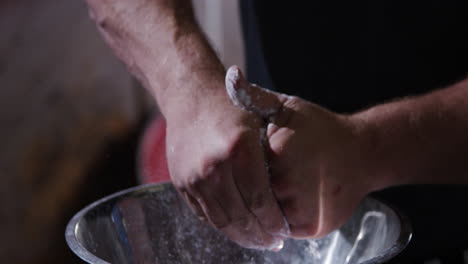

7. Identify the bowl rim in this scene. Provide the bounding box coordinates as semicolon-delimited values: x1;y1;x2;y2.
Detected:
65;182;412;264
361;196;413;264
65;183;170;264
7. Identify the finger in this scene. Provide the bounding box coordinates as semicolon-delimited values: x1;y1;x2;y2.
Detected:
268;150;321;238
185;174;229;229
192;162;282;249
225;66;286;120
222;220;284;251
181;190;207;221
276;197;320;238
231;130;291;238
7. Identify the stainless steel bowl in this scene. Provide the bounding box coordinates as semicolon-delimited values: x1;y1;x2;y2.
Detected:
66;183;411;264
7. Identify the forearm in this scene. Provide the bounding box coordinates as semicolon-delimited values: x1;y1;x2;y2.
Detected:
354;79;468;189
86;0;228;120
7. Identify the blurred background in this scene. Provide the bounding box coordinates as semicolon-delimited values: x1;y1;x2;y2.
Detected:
0;0;243;263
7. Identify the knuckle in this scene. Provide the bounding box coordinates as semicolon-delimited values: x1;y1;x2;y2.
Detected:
282;96;303;113
203;130;252;167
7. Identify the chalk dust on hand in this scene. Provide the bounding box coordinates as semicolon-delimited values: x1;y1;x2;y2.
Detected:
225;65;292;251
225;66;281;120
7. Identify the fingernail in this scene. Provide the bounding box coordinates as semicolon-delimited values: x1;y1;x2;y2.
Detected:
269;239;284;252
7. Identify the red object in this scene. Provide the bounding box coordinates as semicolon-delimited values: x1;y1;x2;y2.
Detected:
138;115;171;184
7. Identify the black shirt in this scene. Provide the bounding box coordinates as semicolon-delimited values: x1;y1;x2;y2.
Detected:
241;0;468;113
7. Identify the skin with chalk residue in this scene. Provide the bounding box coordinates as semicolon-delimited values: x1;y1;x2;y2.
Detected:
225;64;468;238
225;66;370;238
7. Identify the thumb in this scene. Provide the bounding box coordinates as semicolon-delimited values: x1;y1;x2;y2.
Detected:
225;65;285;120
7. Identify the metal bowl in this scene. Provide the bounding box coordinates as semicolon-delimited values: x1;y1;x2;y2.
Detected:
66;183;411;264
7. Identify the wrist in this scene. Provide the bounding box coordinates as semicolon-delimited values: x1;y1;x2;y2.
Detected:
347;111;397;192
156;78;236;126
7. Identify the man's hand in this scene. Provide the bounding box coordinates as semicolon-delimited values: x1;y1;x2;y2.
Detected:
165;85;291;250
225;66;375;238
84;0;289;249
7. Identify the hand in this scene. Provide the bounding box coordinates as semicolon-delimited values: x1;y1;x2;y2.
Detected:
84;0;289;248
165;84;290;250
225;66;374;238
